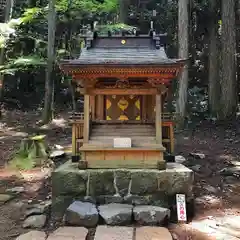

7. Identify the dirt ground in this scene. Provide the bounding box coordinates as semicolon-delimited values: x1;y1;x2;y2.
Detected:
0;109;240;240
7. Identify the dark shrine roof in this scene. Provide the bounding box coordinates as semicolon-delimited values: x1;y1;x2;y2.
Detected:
61;34;184;66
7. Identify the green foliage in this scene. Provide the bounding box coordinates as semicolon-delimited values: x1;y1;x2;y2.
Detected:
20;7;45;24
8;135;48;170
9;151;37;170
0;55;46;74
56;0;118;14
96;23;138;34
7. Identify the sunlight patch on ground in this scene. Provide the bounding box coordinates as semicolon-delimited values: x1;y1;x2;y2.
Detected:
190;215;240;239
218;154;235;161
195;195;222;207
0;128;28;138
40;118;68;130
20;168;51;181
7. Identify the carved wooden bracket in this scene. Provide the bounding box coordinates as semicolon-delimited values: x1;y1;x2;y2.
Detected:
157;85;167;94
114;78;130;88
147;78;166;87
74;77;98;88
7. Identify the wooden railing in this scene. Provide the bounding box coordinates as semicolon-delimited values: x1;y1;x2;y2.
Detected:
70;113;84;156
161;112;176;154
161;112;177;122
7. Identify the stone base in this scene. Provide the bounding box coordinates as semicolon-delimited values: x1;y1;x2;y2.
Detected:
51;161;194;221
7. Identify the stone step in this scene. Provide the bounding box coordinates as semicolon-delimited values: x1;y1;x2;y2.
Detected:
135;226;173;240
94;226;133;240
16;227;173;240
47;227;88;240
94;226;173;240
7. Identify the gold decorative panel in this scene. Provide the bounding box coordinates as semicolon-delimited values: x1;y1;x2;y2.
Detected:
106;95;141;121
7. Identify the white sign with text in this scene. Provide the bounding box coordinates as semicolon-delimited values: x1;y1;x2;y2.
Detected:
176;194;187;222
113;138;132;148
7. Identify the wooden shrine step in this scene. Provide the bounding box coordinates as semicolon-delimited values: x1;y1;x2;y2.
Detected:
91;124;155;129
88;136;157;148
90;136;156;140
87;141;158;148
91;124;155;137
91;128;155;133
91;133;155;137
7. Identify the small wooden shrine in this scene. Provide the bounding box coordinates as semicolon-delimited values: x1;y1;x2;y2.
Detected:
60;29;185;170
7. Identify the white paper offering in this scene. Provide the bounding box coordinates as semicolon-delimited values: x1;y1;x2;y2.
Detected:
113;138;132;148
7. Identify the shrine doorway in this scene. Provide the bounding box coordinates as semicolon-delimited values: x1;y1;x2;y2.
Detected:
105;95;141;121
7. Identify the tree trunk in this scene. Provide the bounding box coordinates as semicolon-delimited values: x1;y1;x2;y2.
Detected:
0;0;14;118
219;0;237;120
42;0;56;123
119;0;129;23
69;80;76;111
236;1;240;104
208;0;220;117
176;0;189;128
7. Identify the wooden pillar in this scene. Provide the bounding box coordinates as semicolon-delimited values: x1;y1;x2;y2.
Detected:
72;123;76;155
90;95;96;120
142;96;147;120
155;94;162;144
96;95;104;120
83;94;90;143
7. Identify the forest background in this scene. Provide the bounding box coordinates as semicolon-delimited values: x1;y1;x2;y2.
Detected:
0;0;239;127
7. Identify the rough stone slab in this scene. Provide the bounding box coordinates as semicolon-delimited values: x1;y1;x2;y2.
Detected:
94;226;133;240
16;231;46;240
133;206;170;225
124;195;151;205
47;236;72;240
51;196;74;221
135;227;172;240
65;201;98;227
6;186;25;194
47;227;88;240
0;194;14;204
52;165;87;196
98;203;132;225
23;214;47;228
50;150;65;159
25;201;51;218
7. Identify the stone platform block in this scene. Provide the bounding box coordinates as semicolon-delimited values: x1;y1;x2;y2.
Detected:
135;227;173;240
94;226;133;240
133;205;170;225
52;162;193;221
98;203;132;225
65;201;98;227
